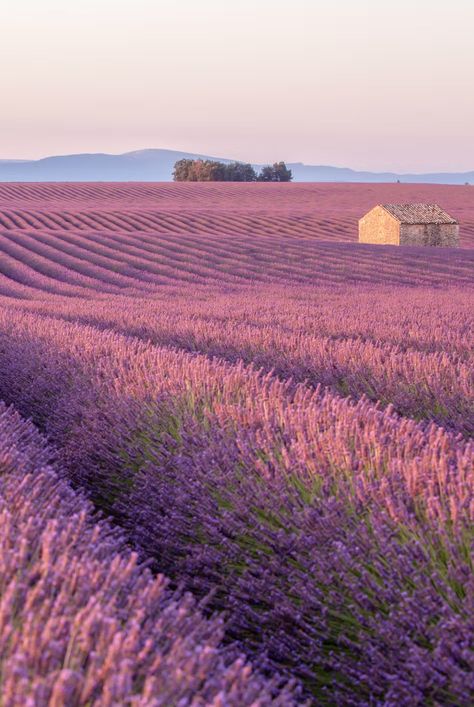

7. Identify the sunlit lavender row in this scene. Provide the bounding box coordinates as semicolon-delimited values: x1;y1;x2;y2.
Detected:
0;310;471;703
0;401;294;705
5;282;472;435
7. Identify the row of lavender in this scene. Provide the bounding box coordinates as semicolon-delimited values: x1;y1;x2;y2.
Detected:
0;226;473;301
0;400;293;705
5;283;473;435
0;308;471;703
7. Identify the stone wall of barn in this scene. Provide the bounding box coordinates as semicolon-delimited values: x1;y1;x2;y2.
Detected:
358;207;399;245
399;223;459;247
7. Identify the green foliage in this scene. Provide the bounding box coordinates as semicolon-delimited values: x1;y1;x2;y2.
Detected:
172;158;195;181
173;158;228;181
224;161;258;182
257;162;293;182
172;159;292;182
173;159;256;182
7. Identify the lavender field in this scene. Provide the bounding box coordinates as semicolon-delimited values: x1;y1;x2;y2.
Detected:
0;183;472;705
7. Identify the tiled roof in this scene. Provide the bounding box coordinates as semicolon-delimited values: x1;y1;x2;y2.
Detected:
380;203;457;224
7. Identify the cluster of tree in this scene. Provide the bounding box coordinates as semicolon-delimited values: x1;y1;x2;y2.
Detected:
173;159;292;182
257;162;293;182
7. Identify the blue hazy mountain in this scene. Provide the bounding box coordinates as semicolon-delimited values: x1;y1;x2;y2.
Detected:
0;149;472;184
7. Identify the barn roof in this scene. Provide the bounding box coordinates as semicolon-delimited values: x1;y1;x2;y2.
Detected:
380;203;457;224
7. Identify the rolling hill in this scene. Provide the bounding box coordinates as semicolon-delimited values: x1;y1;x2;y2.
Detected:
0;148;473;184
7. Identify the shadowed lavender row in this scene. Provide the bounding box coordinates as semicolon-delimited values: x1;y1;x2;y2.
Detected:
0;401;294;705
0;311;471;703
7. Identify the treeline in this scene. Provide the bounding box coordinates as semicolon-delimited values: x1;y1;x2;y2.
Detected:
173;159;292;182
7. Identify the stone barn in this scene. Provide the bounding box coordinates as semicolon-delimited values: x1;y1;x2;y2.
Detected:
358;204;459;247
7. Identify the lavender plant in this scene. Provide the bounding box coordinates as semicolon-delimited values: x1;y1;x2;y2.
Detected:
0;312;471;703
0;401;295;705
3;282;471;434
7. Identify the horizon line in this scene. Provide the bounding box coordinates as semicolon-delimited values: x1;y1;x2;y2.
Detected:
0;147;473;176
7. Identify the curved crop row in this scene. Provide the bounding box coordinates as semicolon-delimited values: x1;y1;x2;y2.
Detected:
0;311;471;703
0;209;354;244
6;283;472;435
0;228;472;292
0;400;293;706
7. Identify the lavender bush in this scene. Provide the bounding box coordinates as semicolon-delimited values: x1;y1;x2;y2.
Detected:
3;283;472;434
0;401;294;705
0;312;471;703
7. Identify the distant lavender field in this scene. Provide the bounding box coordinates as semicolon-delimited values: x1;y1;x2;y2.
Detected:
0;182;472;704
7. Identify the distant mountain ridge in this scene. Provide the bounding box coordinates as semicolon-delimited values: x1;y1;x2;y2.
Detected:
0;149;472;184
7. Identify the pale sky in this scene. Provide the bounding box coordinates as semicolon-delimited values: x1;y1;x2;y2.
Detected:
0;0;473;172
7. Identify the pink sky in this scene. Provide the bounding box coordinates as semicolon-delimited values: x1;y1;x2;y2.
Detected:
1;0;473;172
